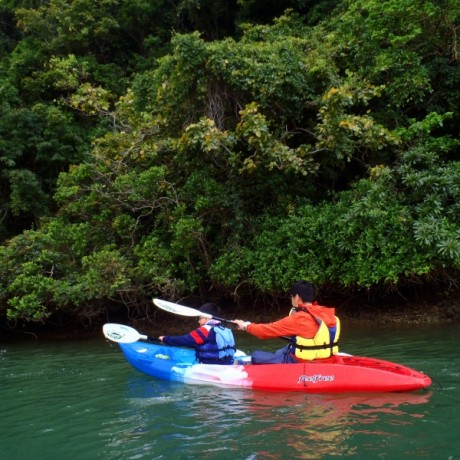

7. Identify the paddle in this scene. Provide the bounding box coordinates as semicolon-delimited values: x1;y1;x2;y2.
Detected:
103;321;250;361
153;298;238;327
103;323;158;344
153;298;293;343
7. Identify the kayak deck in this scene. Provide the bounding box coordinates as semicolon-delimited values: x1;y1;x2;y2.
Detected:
117;341;432;393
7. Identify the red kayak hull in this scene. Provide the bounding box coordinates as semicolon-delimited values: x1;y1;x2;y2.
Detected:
241;354;431;392
117;342;432;393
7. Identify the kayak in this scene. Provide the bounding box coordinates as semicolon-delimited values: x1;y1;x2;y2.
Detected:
103;322;432;393
115;340;432;393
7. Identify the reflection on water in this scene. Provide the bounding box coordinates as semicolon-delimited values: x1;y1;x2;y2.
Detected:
107;373;433;459
1;324;459;460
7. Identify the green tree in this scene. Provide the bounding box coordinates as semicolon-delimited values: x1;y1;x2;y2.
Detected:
1;3;459;326
326;0;460;124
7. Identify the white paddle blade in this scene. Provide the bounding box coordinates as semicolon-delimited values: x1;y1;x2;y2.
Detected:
103;323;147;343
153;298;212;319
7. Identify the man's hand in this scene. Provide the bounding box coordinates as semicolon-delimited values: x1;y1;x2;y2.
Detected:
232;319;250;331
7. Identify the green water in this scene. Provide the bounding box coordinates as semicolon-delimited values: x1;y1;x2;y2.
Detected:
1;323;459;459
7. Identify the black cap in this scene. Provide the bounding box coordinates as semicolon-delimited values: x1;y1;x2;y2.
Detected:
198;302;221;317
290;280;315;302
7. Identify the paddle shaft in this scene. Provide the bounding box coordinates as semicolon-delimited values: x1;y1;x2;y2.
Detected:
209;315;291;342
209;315;238;328
153;298;293;343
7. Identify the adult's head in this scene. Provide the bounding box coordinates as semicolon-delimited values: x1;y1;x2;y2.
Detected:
290;280;315;303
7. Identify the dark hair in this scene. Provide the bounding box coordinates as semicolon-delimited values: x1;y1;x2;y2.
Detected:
290;280;315;302
198;302;221;317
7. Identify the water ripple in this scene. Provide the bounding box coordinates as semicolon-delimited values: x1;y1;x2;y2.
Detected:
1;326;459;460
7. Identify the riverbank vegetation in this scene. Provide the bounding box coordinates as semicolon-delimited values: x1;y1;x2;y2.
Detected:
0;0;459;332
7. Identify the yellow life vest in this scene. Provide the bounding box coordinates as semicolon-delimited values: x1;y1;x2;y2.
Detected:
289;308;341;361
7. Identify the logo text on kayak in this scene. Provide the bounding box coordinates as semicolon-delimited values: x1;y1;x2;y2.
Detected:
297;374;334;384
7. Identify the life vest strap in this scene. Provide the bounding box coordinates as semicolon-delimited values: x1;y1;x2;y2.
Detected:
294;341;339;351
219;345;237;352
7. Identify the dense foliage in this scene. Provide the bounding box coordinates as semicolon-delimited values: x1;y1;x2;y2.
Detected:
0;0;459;325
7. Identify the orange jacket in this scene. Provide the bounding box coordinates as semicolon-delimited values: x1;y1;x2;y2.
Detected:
246;302;337;339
